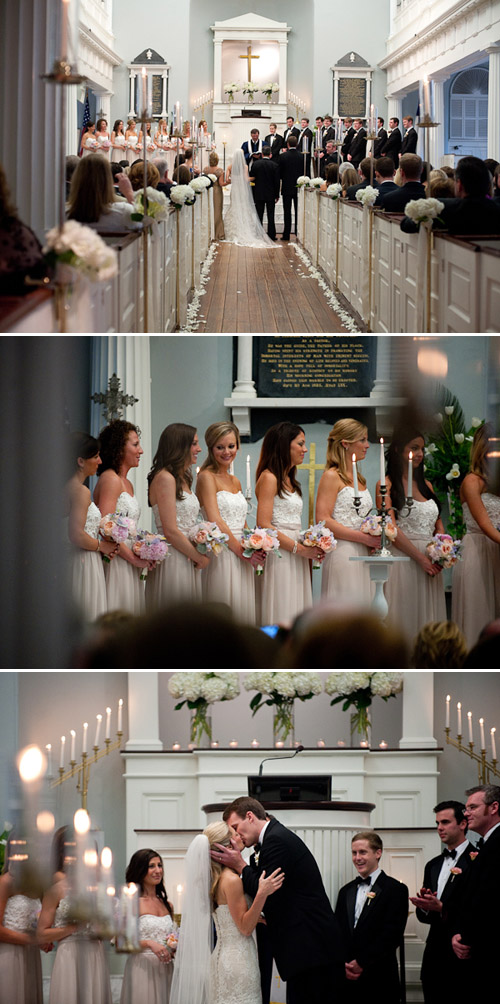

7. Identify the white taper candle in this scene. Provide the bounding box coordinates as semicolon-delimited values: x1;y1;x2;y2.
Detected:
380;438;386;487
352;455;359;498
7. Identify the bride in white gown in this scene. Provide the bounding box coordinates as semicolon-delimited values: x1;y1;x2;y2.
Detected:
224;149;278;249
169;822;283;1004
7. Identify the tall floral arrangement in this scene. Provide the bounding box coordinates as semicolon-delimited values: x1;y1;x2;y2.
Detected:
325;673;403;743
0;821;12;873
244;672;323;744
422;389;483;538
168;673;240;745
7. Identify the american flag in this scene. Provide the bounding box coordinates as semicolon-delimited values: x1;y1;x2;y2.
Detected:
78;89;91;156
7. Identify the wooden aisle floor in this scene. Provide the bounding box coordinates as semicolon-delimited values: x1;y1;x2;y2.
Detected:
196;239;358;333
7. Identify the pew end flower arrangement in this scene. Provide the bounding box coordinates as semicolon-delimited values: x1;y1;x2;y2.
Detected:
168;673;240;745
244;672;323;746
43;221;118;284
325;673;403;746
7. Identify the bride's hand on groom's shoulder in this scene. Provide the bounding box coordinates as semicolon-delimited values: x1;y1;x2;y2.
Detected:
258;867;285;897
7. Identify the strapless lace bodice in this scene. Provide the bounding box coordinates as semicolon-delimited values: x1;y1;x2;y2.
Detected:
139;913;174;954
333;486;372;527
463;493;500;534
211;904;261;1004
212;491;248;532
115;491;140;523
54;897;76;934
397;497;439;538
272;491;303;528
153;493;200;535
3;895;40;933
84;501;101;539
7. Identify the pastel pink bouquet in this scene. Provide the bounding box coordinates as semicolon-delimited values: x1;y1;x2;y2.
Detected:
165;929;179;955
188;522;229;555
425;533;462;568
132;530;169;579
99;513;137;562
360;514;398;541
299;521;336;569
241;526;281;575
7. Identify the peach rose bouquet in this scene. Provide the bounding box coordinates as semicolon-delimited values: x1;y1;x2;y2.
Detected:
299;521;336;569
241;526;281;575
188;521;229;555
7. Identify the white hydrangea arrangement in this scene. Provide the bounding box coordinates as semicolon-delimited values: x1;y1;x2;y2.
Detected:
43;221;118;282
355;185;379;207
189;176;211;194
169;184;196;208
244;673;323;744
327;183;342;199
404;198;444;224
309;177;323;189
132;187;170;222
262;82;279;98
296;176;311;187
168;672;240;744
325;673;403;743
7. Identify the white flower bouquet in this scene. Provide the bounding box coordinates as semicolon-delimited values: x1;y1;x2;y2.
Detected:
309;177;323;189
425;533;462;568
262;82;279;98
327;183;342;199
168;672;240;744
404;197;444;225
244;673;323;744
356;185;379;207
169;184;196;208
360;514;397;541
189;176;211;194
423;397;484;538
132;187;170;222
188;521;229;555
43;221;118;283
224;82;240;100
296;176;311;188
242;81;259;95
299;521;336;569
325;673;403;743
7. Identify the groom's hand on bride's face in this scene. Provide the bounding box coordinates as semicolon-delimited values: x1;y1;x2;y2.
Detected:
211;841;246;874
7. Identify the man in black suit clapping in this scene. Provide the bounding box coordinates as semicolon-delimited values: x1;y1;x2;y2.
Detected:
249;146;280;240
215;796;344;1004
410;801;475;1003
335;830;408;1004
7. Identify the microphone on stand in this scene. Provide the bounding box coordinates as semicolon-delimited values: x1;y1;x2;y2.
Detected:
258;744;304;777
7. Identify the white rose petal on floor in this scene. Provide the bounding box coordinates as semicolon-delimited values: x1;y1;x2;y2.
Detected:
292;243;361;333
181;242;219;332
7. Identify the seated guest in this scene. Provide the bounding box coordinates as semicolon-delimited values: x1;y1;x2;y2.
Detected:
173;153;186;171
484;158;499;183
411;621;467;668
153;158;174;197
429;171;455;199
319;139;338;178
373;157;398;205
335;830;409;1004
340;167;359;197
402;156;500;234
172;165;192;185
0;161;51;294
65;154;79;197
67;154;143;231
183;147;200;176
441;164;455;178
320;162;339;191
494;164;500;200
379;153;425;212
345;157;379;200
128;160;160;192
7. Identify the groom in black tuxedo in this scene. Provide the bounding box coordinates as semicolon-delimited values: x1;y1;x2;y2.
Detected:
215;796;344;1004
249;147;280;240
410;800;475;1003
335;830;408;1004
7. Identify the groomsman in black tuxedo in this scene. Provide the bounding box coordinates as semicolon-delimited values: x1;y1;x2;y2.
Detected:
341;117;355;160
373;117;388;158
401;116;418;156
283;115;300;149
323;115;336;146
215;796;344;1004
380;117;402;167
278;136;303;240
264;123;283;160
347;119;367;169
296;117;314;174
335;830;408;1004
410;801;475;1003
249;146;280;240
451;784;500;995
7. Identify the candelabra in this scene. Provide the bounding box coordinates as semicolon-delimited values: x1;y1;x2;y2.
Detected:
444;727;498;783
353;484;392;556
51;730;123;810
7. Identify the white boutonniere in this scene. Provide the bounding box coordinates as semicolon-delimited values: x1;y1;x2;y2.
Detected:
366;891;376;902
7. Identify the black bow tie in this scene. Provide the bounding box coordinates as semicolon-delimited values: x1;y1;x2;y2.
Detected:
254;842;261;853
356;876;371;886
443;848;457;859
476;837;484;850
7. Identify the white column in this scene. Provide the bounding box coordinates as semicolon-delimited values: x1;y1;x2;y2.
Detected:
90;337;152;530
161;71;168;118
400;673;437;748
66;83;79;156
129;71;137;118
214;41;222;103
279;42;287;104
333;72;339;118
370;335;392;398
125;673;163;751
386;94;403;124
428;75;446;167
486;44;500;159
233;336;257;397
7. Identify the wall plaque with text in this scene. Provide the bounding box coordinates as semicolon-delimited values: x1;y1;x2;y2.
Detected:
338;77;366;118
152;76;164;117
254;337;376;398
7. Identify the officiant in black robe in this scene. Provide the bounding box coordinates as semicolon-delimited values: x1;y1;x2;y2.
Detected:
249;148;280;240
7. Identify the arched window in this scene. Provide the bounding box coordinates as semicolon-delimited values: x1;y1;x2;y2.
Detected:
450;67;488;144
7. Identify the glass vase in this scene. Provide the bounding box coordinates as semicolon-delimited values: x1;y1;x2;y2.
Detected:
266;94;272;104
247;93;254;104
273;700;295;747
350;708;371;747
227;94;234;103
190;706;212;747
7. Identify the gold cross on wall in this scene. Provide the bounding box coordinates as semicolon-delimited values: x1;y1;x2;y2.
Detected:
298;442;324;524
239;43;260;81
